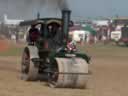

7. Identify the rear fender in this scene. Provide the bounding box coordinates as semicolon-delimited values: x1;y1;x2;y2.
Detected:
26;46;39;59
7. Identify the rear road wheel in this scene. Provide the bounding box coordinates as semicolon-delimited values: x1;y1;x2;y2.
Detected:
21;48;39;81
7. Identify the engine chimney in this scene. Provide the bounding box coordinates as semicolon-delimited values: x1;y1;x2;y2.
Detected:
62;9;71;43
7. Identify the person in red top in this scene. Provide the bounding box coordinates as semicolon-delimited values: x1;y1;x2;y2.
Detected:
27;24;40;43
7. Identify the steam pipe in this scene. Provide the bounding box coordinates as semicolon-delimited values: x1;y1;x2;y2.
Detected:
62;9;71;43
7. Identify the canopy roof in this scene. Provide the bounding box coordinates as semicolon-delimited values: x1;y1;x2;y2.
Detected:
20;18;73;27
82;25;96;35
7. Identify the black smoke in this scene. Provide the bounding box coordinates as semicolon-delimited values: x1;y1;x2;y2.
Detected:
0;0;69;20
24;0;69;19
30;0;69;10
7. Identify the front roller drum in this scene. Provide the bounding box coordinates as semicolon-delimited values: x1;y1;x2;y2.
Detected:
49;58;89;88
21;48;39;81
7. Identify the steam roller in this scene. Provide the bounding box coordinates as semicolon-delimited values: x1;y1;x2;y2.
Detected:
48;58;89;88
20;9;91;88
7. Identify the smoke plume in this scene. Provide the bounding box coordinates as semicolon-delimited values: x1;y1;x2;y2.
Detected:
22;0;69;19
0;0;69;20
34;0;69;10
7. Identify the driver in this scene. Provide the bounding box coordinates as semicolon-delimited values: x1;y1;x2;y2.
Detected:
27;24;40;43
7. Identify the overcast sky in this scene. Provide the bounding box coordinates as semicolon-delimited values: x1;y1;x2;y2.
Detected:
69;0;128;19
0;0;128;20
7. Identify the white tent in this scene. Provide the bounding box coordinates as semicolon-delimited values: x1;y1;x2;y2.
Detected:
71;30;90;42
93;20;109;26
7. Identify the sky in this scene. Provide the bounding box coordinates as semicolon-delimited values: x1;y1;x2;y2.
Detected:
69;0;128;19
0;0;128;20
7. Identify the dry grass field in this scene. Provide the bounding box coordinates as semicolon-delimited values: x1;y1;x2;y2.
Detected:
0;42;128;96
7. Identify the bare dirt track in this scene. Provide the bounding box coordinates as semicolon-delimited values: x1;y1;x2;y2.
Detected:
87;45;128;96
93;56;128;96
0;56;93;96
0;44;128;96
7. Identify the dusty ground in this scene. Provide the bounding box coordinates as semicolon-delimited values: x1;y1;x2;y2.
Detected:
88;45;128;96
0;56;93;96
0;44;128;96
93;56;128;96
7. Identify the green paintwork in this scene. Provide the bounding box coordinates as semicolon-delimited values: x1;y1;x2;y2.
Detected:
21;18;90;64
49;51;90;64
